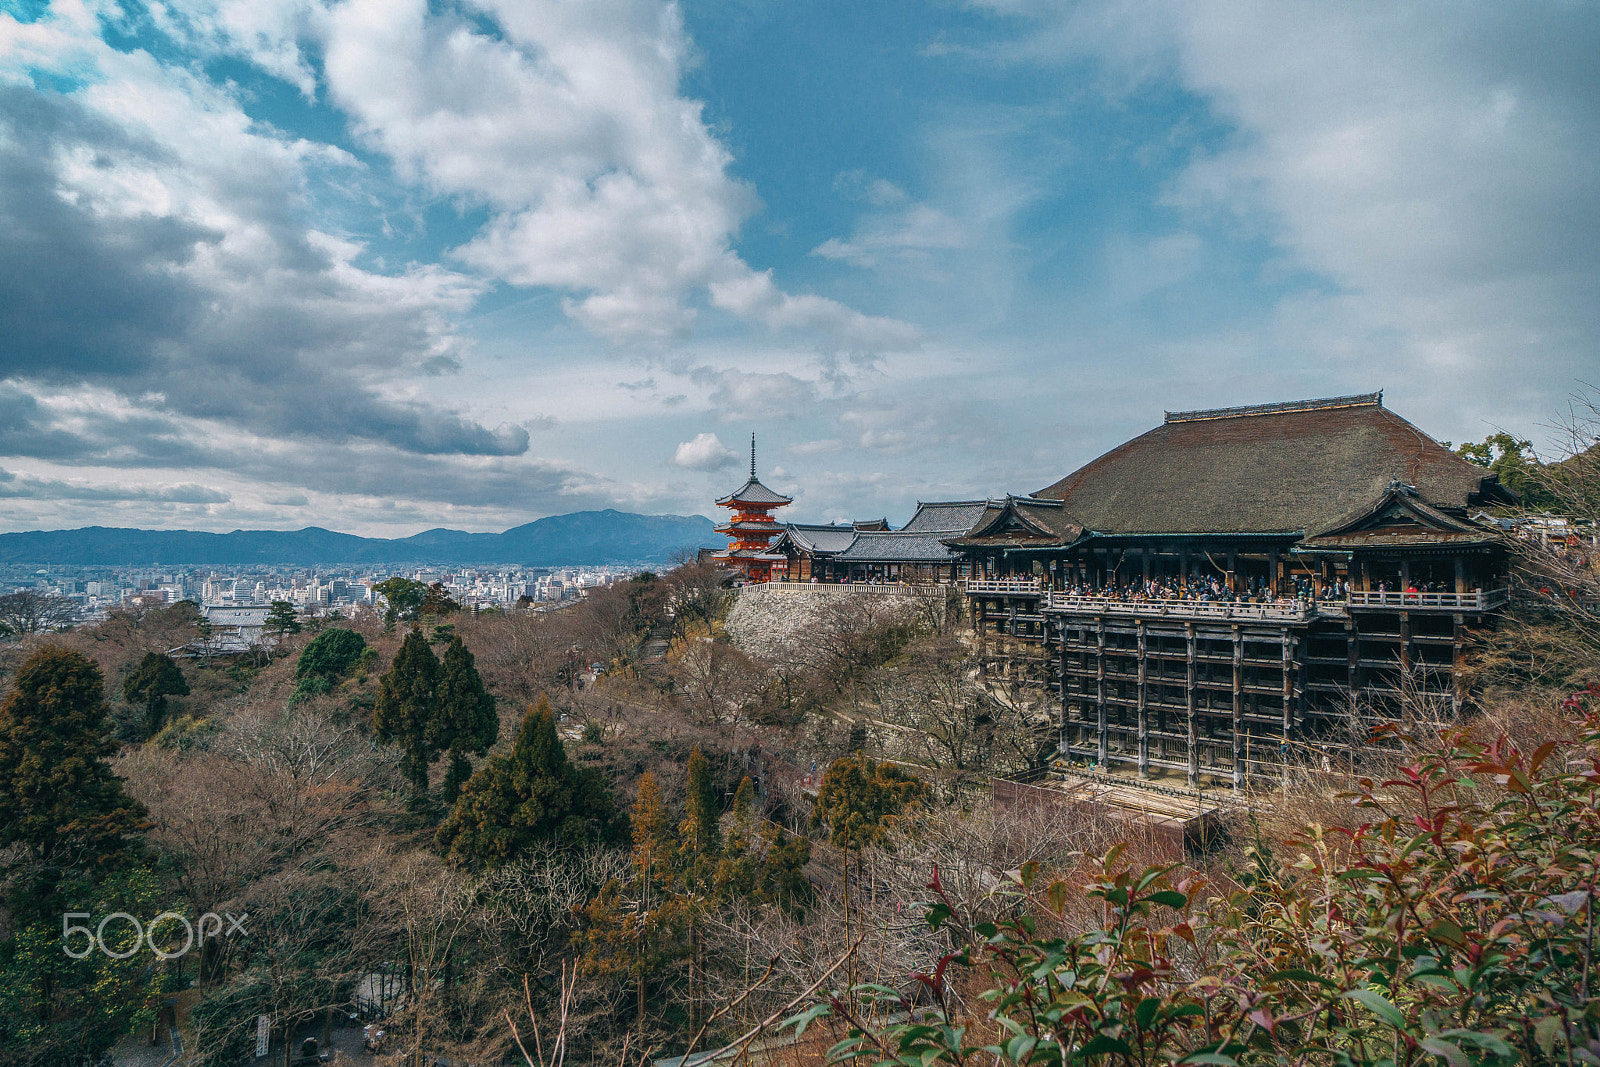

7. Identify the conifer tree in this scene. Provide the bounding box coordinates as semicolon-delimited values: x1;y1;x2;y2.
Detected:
373;626;441;790
632;771;676;894
263;599;301;637
429;635;499;802
756;824;812;915
296;627;366;680
714;776;759;900
122;650;189;736
681;744;721;857
435;695;625;864
0;648;150;870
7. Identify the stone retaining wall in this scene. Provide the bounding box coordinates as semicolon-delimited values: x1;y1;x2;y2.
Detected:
724;584;935;664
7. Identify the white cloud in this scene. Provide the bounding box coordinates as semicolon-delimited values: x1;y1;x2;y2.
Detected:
813;202;971;270
707;269;921;349
987;0;1600;436
672;432;738;470
318;0;917;347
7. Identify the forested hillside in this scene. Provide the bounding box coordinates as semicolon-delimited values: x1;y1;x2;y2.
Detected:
0;544;1595;1065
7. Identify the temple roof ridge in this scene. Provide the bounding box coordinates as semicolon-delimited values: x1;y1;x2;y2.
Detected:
1164;391;1383;424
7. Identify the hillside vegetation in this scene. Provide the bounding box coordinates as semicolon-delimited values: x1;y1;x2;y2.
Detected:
0;537;1594;1066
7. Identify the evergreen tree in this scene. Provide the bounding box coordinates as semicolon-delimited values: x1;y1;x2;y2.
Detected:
429;635;499;802
756;824;812;915
681;744;721;857
372;576;428;629
631;771;676;893
810;753;926;855
714;776;759;900
263;598;302;638
434;696;625;864
0;648;150;873
296;627;367;680
373;627;441;790
421;581;461;617
122;650;189;736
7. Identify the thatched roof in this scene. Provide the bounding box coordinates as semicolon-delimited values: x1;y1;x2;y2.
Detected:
1033;393;1515;538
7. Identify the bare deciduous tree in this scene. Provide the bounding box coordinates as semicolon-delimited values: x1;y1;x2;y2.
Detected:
0;589;77;634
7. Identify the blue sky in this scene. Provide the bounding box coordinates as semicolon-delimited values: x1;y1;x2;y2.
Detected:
1;0;1596;534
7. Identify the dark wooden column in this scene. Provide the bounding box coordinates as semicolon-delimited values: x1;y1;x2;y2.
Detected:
1095;618;1108;767
1231;625;1244;791
1451;611;1466;716
1281;629;1295;787
1226;548;1237;592
1347;617;1360;696
1136;620;1150;778
1269;547;1280;597
1059;626;1071;756
1185;621;1198;788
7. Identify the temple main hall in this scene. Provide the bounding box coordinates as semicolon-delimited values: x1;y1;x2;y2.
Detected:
715;391;1522;789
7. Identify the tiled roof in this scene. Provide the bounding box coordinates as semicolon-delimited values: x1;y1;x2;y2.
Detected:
835;531;961;562
715;476;794;506
948;495;1083;548
1033;395;1515;537
898;500;990;535
777;523;859;554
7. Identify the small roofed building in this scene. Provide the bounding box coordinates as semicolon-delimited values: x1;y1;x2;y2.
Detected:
949;392;1517;790
770;500;988;583
769;523;858;581
832;530;966;583
712;436;793;583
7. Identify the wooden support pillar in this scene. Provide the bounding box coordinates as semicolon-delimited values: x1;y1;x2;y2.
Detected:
1454;556;1466;594
1095;619;1108;767
1059;632;1070;757
1347;618;1360;695
1231;626;1244;791
1142;545;1151;582
1269;547;1280;597
1399;611;1411;672
1226;548;1237;593
1451;612;1466;715
1136;621;1150;778
1185;622;1198;788
1281;629;1295;788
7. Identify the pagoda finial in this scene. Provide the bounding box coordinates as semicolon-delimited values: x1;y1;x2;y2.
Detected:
750;432;757;478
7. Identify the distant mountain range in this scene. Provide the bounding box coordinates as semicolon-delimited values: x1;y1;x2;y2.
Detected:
0;510;722;566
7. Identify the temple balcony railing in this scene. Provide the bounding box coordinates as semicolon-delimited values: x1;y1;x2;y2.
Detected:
964;579;1044;597
1044;594;1314;623
1347;588;1508;612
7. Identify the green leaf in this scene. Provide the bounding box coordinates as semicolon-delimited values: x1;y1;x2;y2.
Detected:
1344;987;1409;1031
1176;1055;1239;1065
1534;1015;1564;1059
1266;968;1336;987
1078;1034;1133;1057
1419;1037;1467;1067
781;1002;831;1038
1148;890;1188;909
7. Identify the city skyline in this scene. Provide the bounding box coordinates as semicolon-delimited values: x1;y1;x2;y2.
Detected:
2;1;1597;535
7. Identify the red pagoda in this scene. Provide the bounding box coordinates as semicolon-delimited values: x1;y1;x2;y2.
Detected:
712;434;792;582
